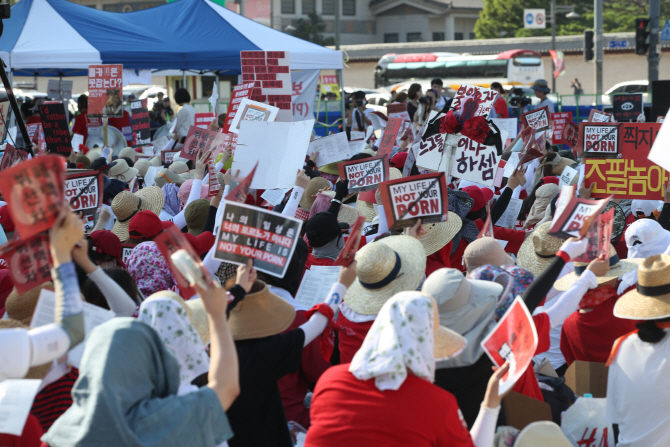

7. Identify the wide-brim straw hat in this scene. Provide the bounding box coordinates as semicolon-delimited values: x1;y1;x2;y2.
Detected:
228;280;296;340
355;167;402;223
184;297;210;345
0;319;53;379
5;282;55;325
111;186;164;242
615;254;670;320
300;177;331;211
426;294;467;360
322;191;360;226
517;221;565;277
405;211;462;256
553;243;643;292
319;162;340;175
514;421;572;447
344;235;427;316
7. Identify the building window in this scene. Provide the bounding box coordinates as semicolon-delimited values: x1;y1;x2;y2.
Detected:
342;0;355;16
469;32;475;40
302;0;314;14
384;33;399;43
281;0;295;14
432;32;445;41
322;0;334;15
407;32;422;42
454;32;464;40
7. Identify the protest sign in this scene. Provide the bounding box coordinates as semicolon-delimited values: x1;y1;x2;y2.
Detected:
387;103;411;122
232;120;314;190
195;112;216;130
452;133;505;187
481;297;538;395
295;265;342;309
548;196;610;239
588;109;612;123
309;132;353;167
494;197;523;229
0;379;42;436
573;207;614;263
335;215;365;267
558;166;579;188
578;123;620;159
226;162;257;202
65;171;103;217
240;51;292;122
228;98;279;135
208;162;221;198
0;144;24;172
564;119;580;151
0;156;65;240
162;150;179;165
121;244;135;265
552;185;576;225
491;118;518;139
377;117;404;158
451;84;497;118
214;201;302;278
338;154;389;193
39;103;71;155
416;132;451;172
222;82;255;133
71;133;84;153
613;94;643;122
369;113;387;131
521;106;550;133
550;112;571;145
291;70;319;121
181;126;227;161
379;172;448;230
87;64;123;118
585;123;666;199
0;235;52;294
26;123;46;155
403;144;417;177
131;99;151;146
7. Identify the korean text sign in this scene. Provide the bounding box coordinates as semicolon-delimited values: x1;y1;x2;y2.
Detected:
584;123;666;199
195;112;216;130
573;207;614;263
337;154;389;193
214;202;303;278
0;235;52;294
588;109;612;123
548;196;609;239
551;112;571;145
376;117;404;158
0;156;65;240
222;82;255;133
379;172;448;231
521;106;550;132
87;64;123;117
481;297;538;395
0;144;24;172
131;99;151;146
181;126;227;161
563;119;579;151
578;123;620;159
39;103;72;155
65;171;103;217
613;94;643;122
452;136;500;187
240;51;292;122
452;84;497;118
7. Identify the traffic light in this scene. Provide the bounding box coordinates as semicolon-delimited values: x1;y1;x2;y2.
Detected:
584;30;594;61
635;18;650;55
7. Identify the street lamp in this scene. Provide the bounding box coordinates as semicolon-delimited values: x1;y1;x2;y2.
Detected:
548;2;580;93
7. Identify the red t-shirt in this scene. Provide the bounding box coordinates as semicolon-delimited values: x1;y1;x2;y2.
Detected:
493;96;509;118
304;254;336;272
306;364;475;447
108;111;132;146
71;112;88;137
0;414;43;447
426;241;453;276
335;311;374;364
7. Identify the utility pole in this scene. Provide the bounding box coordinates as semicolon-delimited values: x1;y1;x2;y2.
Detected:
334;0;341;50
649;0;660;85
551;0;556;93
594;0;603;95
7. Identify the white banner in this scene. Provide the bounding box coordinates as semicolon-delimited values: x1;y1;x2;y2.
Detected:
291;70;320;122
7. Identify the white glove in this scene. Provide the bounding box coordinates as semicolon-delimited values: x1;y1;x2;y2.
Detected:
559;237;588;260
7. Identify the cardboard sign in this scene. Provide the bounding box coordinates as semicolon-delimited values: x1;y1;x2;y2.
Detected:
548;196;610;239
65;171;102;217
121;244;135;265
309;132;354;167
39;103;71;155
335;215;365;267
155;223;215;299
377;117;404;158
0;156;65;240
573;207;614;263
416;132;452;172
452;84;497;118
551;112;572;145
0;235;52;294
387;102;411;122
181;126;227;161
481;297;538;395
613;94;643;122
578;123;620;158
564;119;580;151
521;106;550;133
379;172;448;231
586;123;666;199
131;99;151;146
338;154;389;193
87;64;123;118
588;109;612;123
226;162;257;202
240;51;292;122
195;112;216;130
558;166;579;188
213;201;303;278
452;135;503;187
222;82;255;133
228;98;279;135
0;144;25;172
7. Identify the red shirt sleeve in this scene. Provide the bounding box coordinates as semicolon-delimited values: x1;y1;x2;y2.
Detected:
494;97;509;118
492;226;526;255
533;312;551;356
560;316;577;366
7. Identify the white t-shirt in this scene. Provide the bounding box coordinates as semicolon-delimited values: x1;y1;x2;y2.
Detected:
175;104;196;138
607;330;670;446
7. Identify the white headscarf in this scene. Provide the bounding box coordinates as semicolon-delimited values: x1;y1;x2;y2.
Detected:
349;292;434;391
138;297;210;391
618;219;670;294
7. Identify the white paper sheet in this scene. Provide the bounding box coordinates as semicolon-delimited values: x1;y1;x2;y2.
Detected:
152;136;169;154
350;131;365;141
649;107;670;170
71;133;84;152
503;152;521;178
0;379;42;436
295;265;342;309
491;118;519;138
142;145;155;156
494;197;523;229
261;188;290;206
558;166;579;188
309;132;352;166
369;114;387;130
348;139;366;157
144;165;161;187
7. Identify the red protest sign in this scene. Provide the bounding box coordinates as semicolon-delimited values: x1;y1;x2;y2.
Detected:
481;297;538;395
357;190;376;204
26;123;46;156
0;235;53;294
521;106;551;133
39;103;72;155
208;162;221;198
379;172;448;231
376;117;404;158
477;204;494;239
222;82;255;133
181;126;227;161
573;207;614;263
0;144;25;171
517;147;544;166
335;215;365;267
195;112;216;130
65;171;103;217
564;119;580;151
240;51;292;122
338;154;390;194
548;195;611;239
0;155;65;240
87;64;123;118
578;122;620;159
226;162;257;203
551;112;572;145
584;123;667;200
588;109;613;123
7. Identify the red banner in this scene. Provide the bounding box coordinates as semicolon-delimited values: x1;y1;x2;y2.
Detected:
225;162;257;202
222;82;255;133
87;64;123;117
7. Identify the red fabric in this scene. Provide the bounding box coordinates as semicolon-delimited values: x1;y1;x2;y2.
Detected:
462;186;493;212
0;205;16;232
615;213;637;260
426;241;453;276
26;116;41;125
578;285;616;309
449;221;525;272
507;313;550;402
72;112;88;137
493;97;509;118
305;303;335;321
560;292;639;365
390;152;408;169
306;364;476;447
0;269;14;315
533;312;552;356
278;310;330;428
0;414;44;447
196;231;215;255
31;368;78;431
556;251;571;263
305;254;336;272
335;311;374;364
108;111;132;145
541;176;559;185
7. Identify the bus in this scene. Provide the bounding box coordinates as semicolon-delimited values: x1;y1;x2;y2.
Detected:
374;50;544;91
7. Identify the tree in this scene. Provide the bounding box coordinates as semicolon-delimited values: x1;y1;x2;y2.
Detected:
475;0;670;39
290;12;335;46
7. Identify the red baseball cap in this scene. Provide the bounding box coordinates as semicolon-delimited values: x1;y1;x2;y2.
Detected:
129;210;163;240
88;230;125;268
541;176;559;185
0;205;15;233
462;186;493;212
196;231;215;256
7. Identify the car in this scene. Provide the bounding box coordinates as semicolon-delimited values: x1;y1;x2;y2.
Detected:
599;80;650;119
343;86;379;96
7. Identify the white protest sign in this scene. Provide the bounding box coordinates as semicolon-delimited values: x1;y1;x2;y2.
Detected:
494;197;523;229
261;188;290;206
229;98;279;135
648;109;670;171
581;124;619;156
558;166;579;188
309;132;353;166
71;133;84;152
369;113;387;130
522;107;550;132
452;84;497;118
142;145;154;156
451;131;507;187
295;265;342;309
491;118;518;138
341;155;388;193
0;379;42;436
382;175;447;230
416;133;448;172
503;152;520;178
143;165;161;187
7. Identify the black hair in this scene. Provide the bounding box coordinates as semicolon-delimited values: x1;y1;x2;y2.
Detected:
353;90;366;100
408;83;422;100
77;94;88;109
430;78;443;87
490;82;505;95
637;317;670;344
349;152;372;162
82;267;141;309
174;88;191;105
121;157;135;168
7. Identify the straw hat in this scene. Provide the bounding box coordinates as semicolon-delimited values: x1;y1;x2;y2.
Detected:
5;282;55;325
154;168;181;188
553;243;643;292
135;159;150;178
615;254;670;320
406;211;462;256
517;222;565;277
322;191;360;226
300;177;331;211
426;294;467;360
108;159;139;183
355;167;402;223
319;162;340;175
228;280;296;340
344;235;427;315
119;147;138;162
184;298;210;345
514;421;571;447
111;187;164;242
0;319;53;380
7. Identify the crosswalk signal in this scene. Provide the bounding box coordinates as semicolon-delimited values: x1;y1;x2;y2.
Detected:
635;18;650;55
584;30;594;61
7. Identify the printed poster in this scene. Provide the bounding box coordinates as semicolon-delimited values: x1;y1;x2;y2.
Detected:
335;216;365;267
0;235;52;294
451;132;507;187
65;171;103;217
551;112;572;145
228;98;279;135
39;103;72;155
378;172;448;230
338;154;390;193
451;84;497;118
578;123;620;159
88;64;123;118
548;195;610;239
521;106;550;133
181;126;227;161
613;94;643;122
222;82;255;133
588;109;613;123
131;99;151;146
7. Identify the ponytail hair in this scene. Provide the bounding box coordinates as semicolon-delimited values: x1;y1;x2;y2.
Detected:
636;317;670;344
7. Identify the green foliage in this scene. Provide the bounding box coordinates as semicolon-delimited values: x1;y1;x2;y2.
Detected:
475;0;670;39
290;12;336;46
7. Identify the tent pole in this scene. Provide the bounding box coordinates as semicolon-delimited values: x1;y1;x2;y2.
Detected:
337;68;345;134
182;71;186;90
215;74;220;116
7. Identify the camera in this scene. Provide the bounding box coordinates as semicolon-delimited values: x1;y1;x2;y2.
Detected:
508;88;532;108
418;95;432;105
